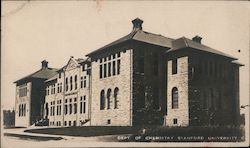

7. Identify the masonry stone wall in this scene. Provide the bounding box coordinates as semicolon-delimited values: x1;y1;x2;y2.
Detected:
165;56;189;127
90;49;133;126
45;60;90;127
15;82;32;127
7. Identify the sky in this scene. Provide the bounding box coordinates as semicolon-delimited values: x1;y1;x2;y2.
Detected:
1;1;249;116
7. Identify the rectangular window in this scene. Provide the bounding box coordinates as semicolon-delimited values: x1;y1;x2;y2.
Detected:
74;103;77;114
23;104;26;116
108;62;111;77
69;104;72;114
173;118;178;124
57;84;60;93
59;72;61;78
172;59;177;74
107;119;111;124
80;97;83;114
75;75;77;90
70;77;73;91
84;76;86;88
18;105;21;116
64;105;68;115
66;78;68;91
80;77;83;88
100;65;103;79
104;63;107;78
112;61;116;75
57;106;59;115
117;59;120;75
83;96;86;113
19;84;27;97
60;83;62;93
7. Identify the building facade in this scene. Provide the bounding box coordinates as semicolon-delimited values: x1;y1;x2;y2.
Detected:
14;61;58;127
14;18;243;127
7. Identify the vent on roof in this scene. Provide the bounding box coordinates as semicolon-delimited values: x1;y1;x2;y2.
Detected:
41;60;48;69
132;18;143;31
192;35;202;43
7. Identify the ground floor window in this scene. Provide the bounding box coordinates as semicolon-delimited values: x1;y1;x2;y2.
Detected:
173;118;178;124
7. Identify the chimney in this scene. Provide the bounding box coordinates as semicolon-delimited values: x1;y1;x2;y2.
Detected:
132;18;143;31
192;35;202;43
41;60;48;69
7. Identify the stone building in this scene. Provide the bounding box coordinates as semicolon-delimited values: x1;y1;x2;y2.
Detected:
14;60;57;127
44;57;91;127
14;18;243;127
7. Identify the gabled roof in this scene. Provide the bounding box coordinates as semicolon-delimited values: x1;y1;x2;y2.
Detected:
168;37;237;60
86;30;173;56
14;67;58;83
45;73;58;82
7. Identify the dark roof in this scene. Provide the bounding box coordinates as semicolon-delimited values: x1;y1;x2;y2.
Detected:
86;30;173;56
14;67;58;83
167;37;237;60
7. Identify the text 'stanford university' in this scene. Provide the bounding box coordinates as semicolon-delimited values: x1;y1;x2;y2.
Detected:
14;18;243;127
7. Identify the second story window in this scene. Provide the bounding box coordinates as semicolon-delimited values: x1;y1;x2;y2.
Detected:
66;78;68;91
99;53;121;79
100;65;103;79
80;77;83;88
74;75;77;90
112;61;116;76
74;98;77;114
57;83;60;93
19;84;27;97
70;76;73;91
117;59;120;75
104;63;107;78
84;76;87;88
108;62;111;77
172;59;177;75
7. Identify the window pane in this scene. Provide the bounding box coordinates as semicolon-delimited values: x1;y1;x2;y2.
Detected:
172;59;177;74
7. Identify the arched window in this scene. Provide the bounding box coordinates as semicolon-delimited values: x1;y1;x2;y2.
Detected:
172;87;178;109
100;90;105;110
107;89;111;109
114;87;119;109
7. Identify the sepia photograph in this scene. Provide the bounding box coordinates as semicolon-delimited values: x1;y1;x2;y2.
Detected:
1;0;249;147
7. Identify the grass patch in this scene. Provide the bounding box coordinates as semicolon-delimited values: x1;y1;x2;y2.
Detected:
25;126;140;137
